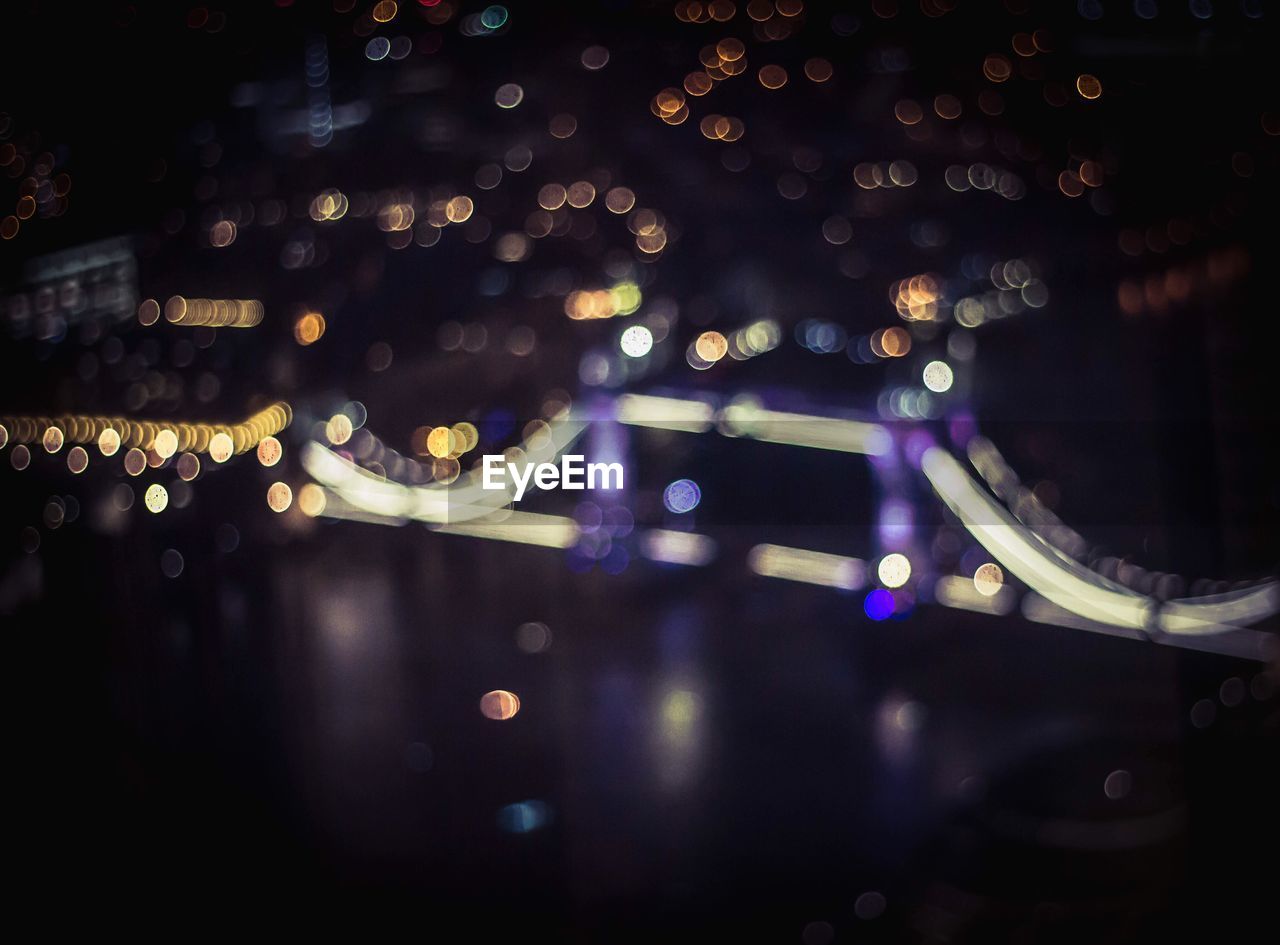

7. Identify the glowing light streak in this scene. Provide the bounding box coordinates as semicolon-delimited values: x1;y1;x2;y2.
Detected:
747;543;866;590
302;416;587;525
640;529;717;566
922;446;1150;629
721;400;891;456
615;394;715;432
934;575;1016;615
0;403;291;456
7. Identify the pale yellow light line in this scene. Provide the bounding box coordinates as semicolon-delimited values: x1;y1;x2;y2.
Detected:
640;529;717;566
747;543;866;590
721;401;891;455
301;416;587;525
615;394;715;432
1159;583;1280;636
0;402;291;455
934;575;1017;615
435;510;579;548
922;446;1151;629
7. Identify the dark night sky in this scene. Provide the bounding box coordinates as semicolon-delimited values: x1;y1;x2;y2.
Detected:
1;1;1277;939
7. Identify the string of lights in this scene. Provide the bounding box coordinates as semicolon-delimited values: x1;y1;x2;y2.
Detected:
300;390;1277;661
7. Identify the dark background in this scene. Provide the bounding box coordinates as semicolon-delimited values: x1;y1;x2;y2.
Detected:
2;1;1277;939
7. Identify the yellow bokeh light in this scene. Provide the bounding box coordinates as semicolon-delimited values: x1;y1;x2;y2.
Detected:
549;113;578;138
257;435;282;467
804;58;832;82
451;422;479;454
983;54;1012;83
974;562;1005;596
605;187;636;214
144;483;168;513
566;181;596;208
480;689;521;720
894;99;923;125
177;453;201;481
538;183;567;211
433;457;461;484
873;327;912;358
165;296;264;328
891;273;941;321
154;429;178;459
684;71;714;96
1076;74;1102;100
426;426;455;459
715;38;745;62
294;312;326;345
326;414;353;446
298;483;327;517
267;482;293;513
209;220;236;247
209;432;234;463
758;64;787;89
1058;170;1084;197
655;87;685;117
124;448;147;476
695;331;728;363
309;188;348;222
446;195;474;223
97;428;120;457
934;94;962;119
67;446;88;474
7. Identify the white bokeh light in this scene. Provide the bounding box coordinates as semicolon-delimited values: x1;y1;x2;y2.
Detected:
878;553;912;588
620;325;654;358
922;360;954;393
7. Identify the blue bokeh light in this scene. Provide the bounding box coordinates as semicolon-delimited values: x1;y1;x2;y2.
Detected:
663;478;701;514
864;589;894;621
497;799;551;834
